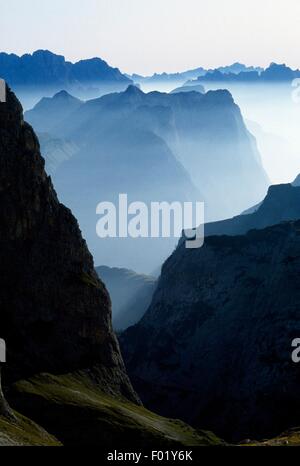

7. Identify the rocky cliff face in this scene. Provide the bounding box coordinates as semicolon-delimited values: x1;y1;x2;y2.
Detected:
121;220;300;441
0;86;138;403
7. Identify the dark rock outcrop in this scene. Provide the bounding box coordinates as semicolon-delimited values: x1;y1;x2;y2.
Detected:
0;85;138;403
121;220;300;441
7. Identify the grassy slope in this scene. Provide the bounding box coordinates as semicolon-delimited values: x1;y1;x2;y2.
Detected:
3;372;300;446
243;428;300;446
0;411;61;446
7;373;224;447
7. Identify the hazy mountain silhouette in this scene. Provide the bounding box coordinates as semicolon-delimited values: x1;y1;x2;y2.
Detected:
188;63;300;85
129;63;263;89
25;85;268;271
0;50;132;108
0;50;131;88
170;84;205;94
129;68;206;85
96;266;156;331
216;63;263;74
25;90;82;133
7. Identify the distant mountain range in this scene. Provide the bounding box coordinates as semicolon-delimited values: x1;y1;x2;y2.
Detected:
170;84;205;94
96;266;156;331
0;49;131;88
120;177;300;442
0;50;132;107
129;63;263;86
25;85;269;271
1;52;296;107
186;63;300;85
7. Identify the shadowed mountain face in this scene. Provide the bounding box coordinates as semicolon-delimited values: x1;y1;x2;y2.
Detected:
25;86;269;272
96;266;156;331
0;50;132;108
120;219;300;442
0;86;137;402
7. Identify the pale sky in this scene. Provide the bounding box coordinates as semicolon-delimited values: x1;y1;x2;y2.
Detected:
1;0;300;75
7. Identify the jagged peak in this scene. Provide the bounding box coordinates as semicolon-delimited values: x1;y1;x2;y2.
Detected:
124;84;144;96
204;88;235;104
52;90;81;102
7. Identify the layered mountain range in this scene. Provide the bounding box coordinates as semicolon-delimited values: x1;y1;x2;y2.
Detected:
129;63;263;90
121;180;300;441
187;63;300;85
25;85;269;272
0;86;222;447
0;50;132;108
